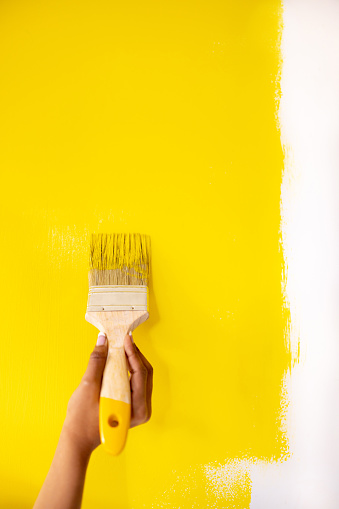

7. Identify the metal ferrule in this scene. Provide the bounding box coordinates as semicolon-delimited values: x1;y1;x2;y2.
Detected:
86;285;148;312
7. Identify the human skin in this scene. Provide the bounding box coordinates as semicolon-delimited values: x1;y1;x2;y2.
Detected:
33;331;153;509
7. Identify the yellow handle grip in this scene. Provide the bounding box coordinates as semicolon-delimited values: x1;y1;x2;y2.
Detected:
99;397;131;455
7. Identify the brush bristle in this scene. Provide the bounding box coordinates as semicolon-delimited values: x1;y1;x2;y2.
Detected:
89;233;151;287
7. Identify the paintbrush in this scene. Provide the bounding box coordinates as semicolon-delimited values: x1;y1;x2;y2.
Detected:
85;233;151;455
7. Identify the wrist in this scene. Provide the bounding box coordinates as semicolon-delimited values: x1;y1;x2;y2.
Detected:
60;422;93;464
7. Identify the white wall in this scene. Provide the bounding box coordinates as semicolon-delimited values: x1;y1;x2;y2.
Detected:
250;0;339;507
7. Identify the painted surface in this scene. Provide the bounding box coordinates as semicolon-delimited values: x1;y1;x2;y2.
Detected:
0;1;289;507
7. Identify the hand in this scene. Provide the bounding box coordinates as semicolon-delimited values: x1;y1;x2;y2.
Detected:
63;332;153;457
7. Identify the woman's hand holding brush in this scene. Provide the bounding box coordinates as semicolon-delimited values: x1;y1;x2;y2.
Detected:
33;331;153;509
64;331;153;456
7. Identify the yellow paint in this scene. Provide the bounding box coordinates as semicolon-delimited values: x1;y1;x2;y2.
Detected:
0;0;289;507
100;398;131;456
89;233;151;283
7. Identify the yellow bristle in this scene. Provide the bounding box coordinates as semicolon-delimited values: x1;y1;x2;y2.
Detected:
89;233;151;287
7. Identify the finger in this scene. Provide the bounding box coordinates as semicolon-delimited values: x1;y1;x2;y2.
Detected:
135;345;153;373
124;333;148;380
124;334;148;422
133;343;153;417
83;332;108;384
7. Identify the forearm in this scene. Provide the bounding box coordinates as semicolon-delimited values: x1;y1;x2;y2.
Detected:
33;426;91;509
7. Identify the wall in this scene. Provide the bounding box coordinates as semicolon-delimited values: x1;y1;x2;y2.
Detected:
0;1;289;507
250;1;339;506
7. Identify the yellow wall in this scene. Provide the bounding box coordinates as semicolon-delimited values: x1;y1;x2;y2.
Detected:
0;1;289;507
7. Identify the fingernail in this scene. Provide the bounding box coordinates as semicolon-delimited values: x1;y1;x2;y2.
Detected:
96;332;107;346
129;331;134;343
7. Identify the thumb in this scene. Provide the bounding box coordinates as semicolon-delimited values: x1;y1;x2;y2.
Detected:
83;332;108;384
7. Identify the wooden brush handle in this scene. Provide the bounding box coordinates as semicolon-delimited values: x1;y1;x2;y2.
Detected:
100;344;131;455
85;310;149;455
